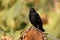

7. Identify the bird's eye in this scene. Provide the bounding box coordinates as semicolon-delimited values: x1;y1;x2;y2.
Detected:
30;8;36;13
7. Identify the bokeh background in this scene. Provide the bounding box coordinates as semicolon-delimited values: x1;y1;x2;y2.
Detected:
0;0;60;40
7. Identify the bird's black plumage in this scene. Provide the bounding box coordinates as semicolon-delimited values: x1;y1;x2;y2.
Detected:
29;8;45;32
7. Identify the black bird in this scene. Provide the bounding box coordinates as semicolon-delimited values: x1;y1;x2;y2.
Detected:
29;8;45;32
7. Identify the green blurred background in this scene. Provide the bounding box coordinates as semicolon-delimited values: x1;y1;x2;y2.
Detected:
0;0;60;40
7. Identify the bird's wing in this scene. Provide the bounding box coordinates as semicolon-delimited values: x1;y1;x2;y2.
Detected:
35;13;43;25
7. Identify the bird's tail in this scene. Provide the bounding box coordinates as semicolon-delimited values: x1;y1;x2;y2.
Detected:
40;28;45;32
37;25;45;32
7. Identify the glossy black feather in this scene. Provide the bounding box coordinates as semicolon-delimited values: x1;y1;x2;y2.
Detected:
29;8;45;32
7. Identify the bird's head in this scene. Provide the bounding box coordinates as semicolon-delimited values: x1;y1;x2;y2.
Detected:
30;8;36;13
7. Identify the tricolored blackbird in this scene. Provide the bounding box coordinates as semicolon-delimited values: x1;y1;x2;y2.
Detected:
29;8;45;32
